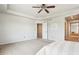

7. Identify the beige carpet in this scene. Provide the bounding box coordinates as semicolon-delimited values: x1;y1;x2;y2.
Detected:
0;39;53;55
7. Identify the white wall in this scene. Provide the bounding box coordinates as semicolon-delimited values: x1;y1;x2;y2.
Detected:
48;17;65;41
42;22;47;39
0;13;36;44
47;9;79;41
1;8;79;44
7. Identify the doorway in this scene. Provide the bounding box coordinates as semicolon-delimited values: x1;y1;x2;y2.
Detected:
37;23;42;39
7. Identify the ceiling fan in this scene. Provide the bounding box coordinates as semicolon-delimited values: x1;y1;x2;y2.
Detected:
32;4;55;13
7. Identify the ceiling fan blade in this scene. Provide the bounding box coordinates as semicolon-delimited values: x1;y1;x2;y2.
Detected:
47;5;55;8
32;6;40;8
38;9;43;13
45;9;49;13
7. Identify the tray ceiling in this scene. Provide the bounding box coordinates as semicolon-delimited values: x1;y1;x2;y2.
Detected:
0;4;79;19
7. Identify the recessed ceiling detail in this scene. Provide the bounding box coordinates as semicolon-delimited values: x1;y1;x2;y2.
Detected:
0;4;79;20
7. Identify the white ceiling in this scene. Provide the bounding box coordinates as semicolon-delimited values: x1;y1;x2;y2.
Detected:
0;4;79;19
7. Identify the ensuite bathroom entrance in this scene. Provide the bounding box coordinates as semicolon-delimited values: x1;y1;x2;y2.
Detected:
37;23;48;39
37;23;42;39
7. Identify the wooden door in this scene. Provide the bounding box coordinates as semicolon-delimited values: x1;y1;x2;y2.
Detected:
37;23;42;39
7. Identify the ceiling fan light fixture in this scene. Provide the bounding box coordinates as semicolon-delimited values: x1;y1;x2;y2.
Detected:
32;4;55;13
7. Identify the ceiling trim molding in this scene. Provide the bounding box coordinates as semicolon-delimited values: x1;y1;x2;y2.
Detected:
42;6;79;20
3;4;42;20
6;9;42;20
4;5;79;20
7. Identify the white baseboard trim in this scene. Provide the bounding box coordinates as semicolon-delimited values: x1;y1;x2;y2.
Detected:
0;39;33;45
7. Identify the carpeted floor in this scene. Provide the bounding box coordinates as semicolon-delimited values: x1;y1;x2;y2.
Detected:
0;39;53;55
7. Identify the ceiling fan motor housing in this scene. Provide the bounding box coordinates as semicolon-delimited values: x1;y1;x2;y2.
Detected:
32;4;55;13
